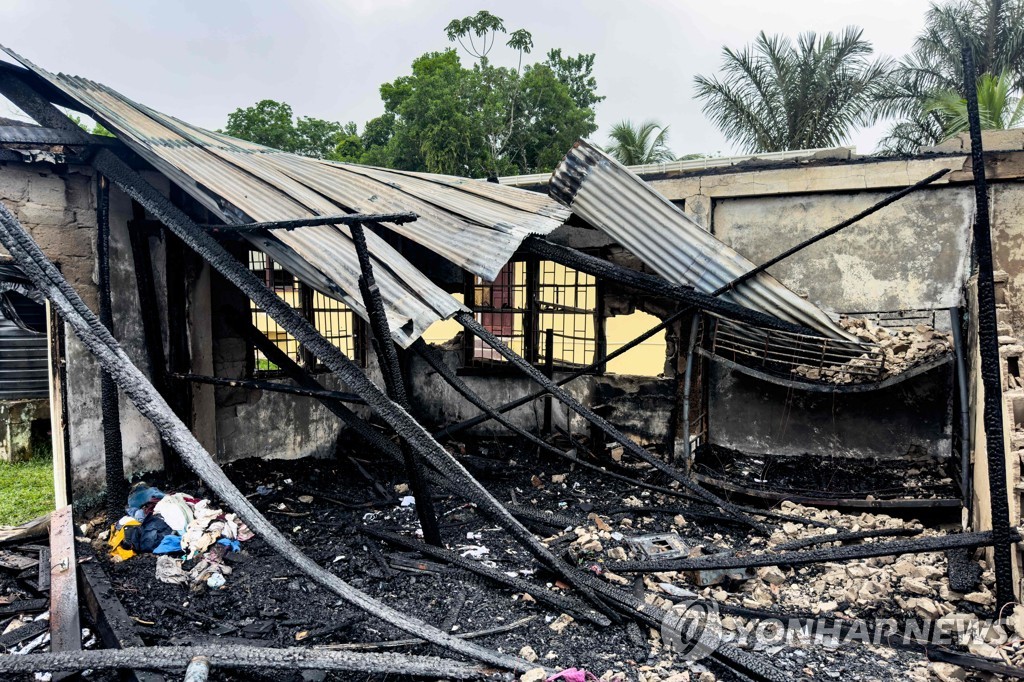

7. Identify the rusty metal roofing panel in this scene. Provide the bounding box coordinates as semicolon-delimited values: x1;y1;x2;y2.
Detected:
1;47;570;346
550;141;854;341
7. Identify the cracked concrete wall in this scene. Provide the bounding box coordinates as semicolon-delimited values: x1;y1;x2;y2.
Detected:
711;187;974;315
0;161;163;498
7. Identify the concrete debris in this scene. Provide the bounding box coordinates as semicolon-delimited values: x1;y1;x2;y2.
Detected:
791;318;953;384
549;613;574;634
519;645;538;663
521;668;547;682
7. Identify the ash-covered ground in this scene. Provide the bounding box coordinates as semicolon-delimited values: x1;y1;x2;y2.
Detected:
6;438;1012;681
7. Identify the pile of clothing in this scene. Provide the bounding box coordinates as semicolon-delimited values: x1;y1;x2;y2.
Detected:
108;483;253;589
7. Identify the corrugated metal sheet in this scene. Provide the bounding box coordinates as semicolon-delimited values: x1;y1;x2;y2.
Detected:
549;140;854;341
1;47;571;347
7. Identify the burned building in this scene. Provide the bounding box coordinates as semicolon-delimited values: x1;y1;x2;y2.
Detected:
0;46;1023;681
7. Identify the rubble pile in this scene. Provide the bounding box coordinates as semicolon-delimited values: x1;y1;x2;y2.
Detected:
102;482;254;590
790;318;954;384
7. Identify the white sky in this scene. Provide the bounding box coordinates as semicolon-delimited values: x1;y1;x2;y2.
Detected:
0;0;937;157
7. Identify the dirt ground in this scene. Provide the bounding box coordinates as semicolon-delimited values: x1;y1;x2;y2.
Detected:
0;436;999;681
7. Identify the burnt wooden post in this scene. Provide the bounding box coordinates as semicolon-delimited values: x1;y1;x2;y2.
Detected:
96;175;125;518
349;221;442;547
963;44;1015;609
543;328;554;434
127;203;187;481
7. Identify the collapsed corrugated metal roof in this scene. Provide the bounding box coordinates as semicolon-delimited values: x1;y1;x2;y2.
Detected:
0;47;571;347
549;140;854;341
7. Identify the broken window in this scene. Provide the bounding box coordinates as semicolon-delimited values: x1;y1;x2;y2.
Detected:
247;249;363;374
465;258;601;370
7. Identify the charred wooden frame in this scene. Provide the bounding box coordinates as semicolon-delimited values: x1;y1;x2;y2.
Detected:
350;220;442;547
963;44;1015;610
96;174;125;518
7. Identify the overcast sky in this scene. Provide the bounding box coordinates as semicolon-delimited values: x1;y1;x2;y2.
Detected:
0;0;937;158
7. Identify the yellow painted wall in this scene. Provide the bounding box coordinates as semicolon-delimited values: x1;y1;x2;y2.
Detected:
605;310;666;377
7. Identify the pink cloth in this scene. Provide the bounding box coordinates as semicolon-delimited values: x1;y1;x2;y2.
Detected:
547;669;596;682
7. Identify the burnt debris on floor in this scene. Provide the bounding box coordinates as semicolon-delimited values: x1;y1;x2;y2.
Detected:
0;45;1022;682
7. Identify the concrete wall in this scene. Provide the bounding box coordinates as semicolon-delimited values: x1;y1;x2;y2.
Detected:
712;188;973;314
708;363;954;459
0;160;163;498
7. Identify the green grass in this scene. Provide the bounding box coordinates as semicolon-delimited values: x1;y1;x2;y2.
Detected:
0;454;54;526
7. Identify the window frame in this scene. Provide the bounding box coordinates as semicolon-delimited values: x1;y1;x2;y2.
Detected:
462;255;605;375
246;250;366;377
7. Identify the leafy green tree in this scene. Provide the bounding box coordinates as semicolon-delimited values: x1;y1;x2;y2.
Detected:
604;120;674;165
222;100;353;160
332;122;365;163
877;0;1024;154
224;100;296;151
545;49;604;110
927;71;1024;136
694;28;891;152
367;12;600;176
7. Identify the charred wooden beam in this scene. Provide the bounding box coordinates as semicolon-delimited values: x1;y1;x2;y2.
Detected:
97;174;126;518
199;211;417;233
324;615;535;652
78;544;164;682
350;221;441;547
928;646;1024;678
169;372;365;405
126;206;185;480
963;44;1015;610
0;124;96;146
0;646;492;679
608;530;1016;573
773;527;922;552
361;526;610;626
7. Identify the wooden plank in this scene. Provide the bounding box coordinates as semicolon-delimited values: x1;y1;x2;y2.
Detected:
46;302;71;508
78;547;164;682
0;549;38;571
38;547;50;591
0;617;48;651
48;505;80;655
0;598;47;616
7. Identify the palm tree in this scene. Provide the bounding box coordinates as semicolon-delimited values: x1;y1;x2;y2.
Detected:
604;119;674;165
693;28;891;153
877;0;1024;154
927;71;1024;136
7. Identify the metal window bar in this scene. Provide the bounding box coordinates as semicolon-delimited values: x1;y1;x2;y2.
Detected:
536;260;598;369
310;289;360;363
468;260;529;365
701;315;887;383
248;250;300;373
248;249;361;373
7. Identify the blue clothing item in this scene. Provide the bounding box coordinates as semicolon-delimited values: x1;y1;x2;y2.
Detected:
153;534;183;555
127;485;165;510
217;538;241;553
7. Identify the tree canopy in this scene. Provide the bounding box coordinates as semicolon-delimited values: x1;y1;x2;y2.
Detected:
604;120;674;165
222;100;355;160
876;0;1024;154
694;28;891;153
221;12;601;177
360;12;602;177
